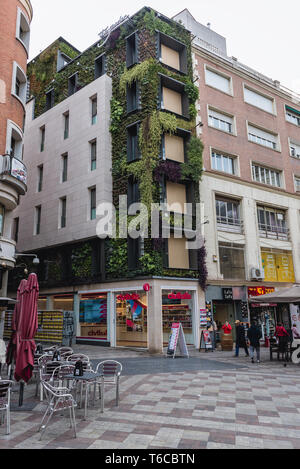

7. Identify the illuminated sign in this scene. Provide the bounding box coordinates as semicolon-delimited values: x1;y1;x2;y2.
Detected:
168;292;192;300
117;293;140;302
248;286;275;297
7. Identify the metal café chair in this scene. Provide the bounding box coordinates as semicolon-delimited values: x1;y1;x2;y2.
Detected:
66;355;92;407
0;380;13;435
38;360;62;402
50;364;76;392
39;381;77;440
94;360;122;407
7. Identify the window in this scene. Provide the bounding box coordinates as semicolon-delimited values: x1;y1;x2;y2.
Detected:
128;237;141;270
167;237;190;269
162;128;190;163
244;86;275;114
16;8;30;52
262;250;295;283
8;123;23;159
252;164;282;188
159;74;189;118
35;206;41;235
68;73;78;96
166;181;187;214
61;153;68;182
95;54;106;79
285;106;300;126
60;197;67;228
248;124;278;150
40;126;45;152
0;205;5;236
64;112;69;139
216;198;242;232
211;150;236;175
219;243;245;280
45;89;54;110
289;140;300;159
126;32;139;68
91;96;97;125
126;82;139;113
37;165;43;192
90;140;97;170
127;178;140;207
208;108;234;134
294;176;300;193
12;217;19;243
205;67;232;94
127;123;140;162
12;62;27;104
57;50;72;71
257;206;288;240
90;187;96;220
158;31;187;74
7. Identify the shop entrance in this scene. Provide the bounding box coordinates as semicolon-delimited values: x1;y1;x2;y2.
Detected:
214;302;236;340
162;290;194;345
116;291;148;347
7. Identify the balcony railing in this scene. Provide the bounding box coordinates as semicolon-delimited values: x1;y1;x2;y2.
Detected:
0;154;27;185
217;216;244;234
258;223;289;241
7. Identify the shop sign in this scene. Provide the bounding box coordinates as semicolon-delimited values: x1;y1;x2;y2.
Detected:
248;286;275;297
223;288;233;300
168;292;192;300
117;293;140;301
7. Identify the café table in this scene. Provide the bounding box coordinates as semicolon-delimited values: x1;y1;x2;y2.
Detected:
64;371;104;419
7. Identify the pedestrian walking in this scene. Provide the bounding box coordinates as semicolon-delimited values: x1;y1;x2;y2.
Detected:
207;320;218;350
247;321;262;363
275;323;290;358
234;320;249;357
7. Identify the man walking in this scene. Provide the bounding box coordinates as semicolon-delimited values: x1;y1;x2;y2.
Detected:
247;321;262;363
234;320;249;357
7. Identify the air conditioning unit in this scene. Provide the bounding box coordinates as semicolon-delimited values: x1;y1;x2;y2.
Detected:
250;267;265;281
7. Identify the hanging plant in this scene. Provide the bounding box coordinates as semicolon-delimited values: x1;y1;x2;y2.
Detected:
181;136;204;183
154;160;182;183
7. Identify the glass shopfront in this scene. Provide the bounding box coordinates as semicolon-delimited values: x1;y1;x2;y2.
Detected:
116;291;148;347
79;293;108;341
53;294;74;311
162;290;194;345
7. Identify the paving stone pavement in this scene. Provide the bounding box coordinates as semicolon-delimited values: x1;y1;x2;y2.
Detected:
0;345;300;449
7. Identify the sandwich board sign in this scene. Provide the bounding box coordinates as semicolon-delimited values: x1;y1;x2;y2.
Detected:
200;330;213;351
167;323;189;358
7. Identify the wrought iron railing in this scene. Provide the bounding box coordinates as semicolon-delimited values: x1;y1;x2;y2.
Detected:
217;216;243;233
258;223;289;241
0;154;27;185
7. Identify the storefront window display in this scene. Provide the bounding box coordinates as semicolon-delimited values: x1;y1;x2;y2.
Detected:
38;296;47;310
79;293;108;341
53;295;74;311
162;291;194;345
116;292;148;347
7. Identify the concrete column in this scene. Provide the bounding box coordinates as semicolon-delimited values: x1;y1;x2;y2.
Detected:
73;293;80;339
288;207;300;283
46;295;54;311
147;281;163;355
243;197;261;275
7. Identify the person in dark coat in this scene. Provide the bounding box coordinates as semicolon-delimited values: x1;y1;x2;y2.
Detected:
234;320;249;357
247;321;262;363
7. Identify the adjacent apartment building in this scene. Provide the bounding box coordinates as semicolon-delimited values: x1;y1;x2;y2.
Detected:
10;8;205;353
175;10;300;336
0;0;32;306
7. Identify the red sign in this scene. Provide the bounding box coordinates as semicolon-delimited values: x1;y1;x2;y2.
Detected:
117;293;140;302
248;287;275;297
143;283;150;292
168;292;192;300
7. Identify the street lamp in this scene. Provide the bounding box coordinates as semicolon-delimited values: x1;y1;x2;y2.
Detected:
14;253;40;265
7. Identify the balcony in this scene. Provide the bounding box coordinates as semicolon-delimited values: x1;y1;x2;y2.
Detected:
217;216;244;234
258;223;289;241
0;154;27;195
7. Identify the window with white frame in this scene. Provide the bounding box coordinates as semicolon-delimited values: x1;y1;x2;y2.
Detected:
294;176;300;192
208;107;234;134
11;62;27;104
252;164;282;188
6;120;23;159
211;150;236;175
248;124;278;150
16;8;30;52
205;67;232;94
289;140;300;159
244;86;275;114
285;106;300;126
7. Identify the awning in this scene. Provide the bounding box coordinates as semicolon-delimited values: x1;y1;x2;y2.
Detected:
250;285;300;304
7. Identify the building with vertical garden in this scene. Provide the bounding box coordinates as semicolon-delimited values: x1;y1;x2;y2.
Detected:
9;7;206;353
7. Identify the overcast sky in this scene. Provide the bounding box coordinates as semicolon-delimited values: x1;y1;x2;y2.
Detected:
29;0;300;94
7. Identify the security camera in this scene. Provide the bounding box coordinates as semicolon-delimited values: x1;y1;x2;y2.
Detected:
32;257;40;265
